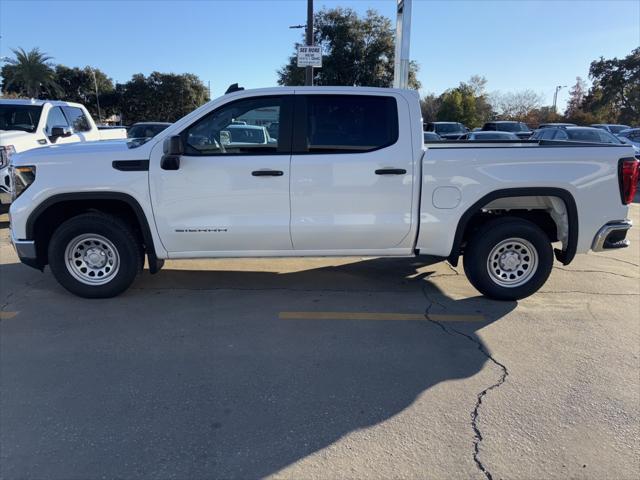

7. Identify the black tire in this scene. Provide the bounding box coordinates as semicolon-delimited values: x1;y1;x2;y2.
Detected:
463;217;553;301
48;213;142;298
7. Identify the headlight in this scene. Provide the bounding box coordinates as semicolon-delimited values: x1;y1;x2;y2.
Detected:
0;145;16;168
10;165;36;200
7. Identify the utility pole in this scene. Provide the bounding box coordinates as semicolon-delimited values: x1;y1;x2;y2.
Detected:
552;85;567;113
393;0;412;89
90;68;102;124
305;0;314;86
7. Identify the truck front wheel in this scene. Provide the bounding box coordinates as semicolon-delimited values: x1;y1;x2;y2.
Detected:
463;217;554;301
48;213;142;298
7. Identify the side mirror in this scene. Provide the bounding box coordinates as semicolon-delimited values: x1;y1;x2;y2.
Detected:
50;125;73;142
161;135;183;170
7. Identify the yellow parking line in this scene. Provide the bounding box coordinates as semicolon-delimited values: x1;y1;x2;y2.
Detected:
0;311;18;320
279;311;485;322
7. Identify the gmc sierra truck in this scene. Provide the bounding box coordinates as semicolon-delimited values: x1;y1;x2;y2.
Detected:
8;87;639;299
0;99;127;205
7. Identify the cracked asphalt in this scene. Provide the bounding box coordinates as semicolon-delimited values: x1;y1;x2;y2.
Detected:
1;201;638;480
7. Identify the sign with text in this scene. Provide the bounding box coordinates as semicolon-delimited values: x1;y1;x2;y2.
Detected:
297;46;322;68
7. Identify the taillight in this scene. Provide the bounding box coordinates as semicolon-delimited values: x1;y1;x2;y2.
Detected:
619;158;639;205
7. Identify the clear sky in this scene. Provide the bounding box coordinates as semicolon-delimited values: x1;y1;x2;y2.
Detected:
1;0;638;110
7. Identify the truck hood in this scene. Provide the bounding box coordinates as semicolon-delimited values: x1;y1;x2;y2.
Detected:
0;130;44;151
10;138;153;166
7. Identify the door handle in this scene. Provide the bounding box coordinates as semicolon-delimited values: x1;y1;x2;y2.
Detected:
252;169;284;177
375;168;407;175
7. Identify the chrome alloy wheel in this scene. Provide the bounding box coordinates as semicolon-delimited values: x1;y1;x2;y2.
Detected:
486;237;538;288
64;234;120;285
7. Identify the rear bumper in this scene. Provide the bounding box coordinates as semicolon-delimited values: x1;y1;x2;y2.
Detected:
592;220;632;251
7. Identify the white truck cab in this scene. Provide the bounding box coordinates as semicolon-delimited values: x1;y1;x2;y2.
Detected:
0;99;126;204
8;86;639;300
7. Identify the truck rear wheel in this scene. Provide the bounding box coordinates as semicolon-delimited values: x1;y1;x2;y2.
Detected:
463;217;553;301
48;213;142;298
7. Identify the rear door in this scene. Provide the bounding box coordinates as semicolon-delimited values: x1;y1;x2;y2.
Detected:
289;93;414;251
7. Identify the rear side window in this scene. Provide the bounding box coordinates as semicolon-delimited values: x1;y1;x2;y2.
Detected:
63;107;91;132
302;95;398;153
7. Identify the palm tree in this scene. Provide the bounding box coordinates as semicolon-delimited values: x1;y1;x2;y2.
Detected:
5;47;60;98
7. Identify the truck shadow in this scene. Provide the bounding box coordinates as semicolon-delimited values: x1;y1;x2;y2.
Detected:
1;258;516;479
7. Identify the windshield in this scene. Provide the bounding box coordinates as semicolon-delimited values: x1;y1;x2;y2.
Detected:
0;104;43;133
435;123;463;134
566;129;622;144
609;125;630;134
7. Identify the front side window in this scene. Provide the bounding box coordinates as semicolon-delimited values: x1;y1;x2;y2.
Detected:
45;107;69;133
303;95;398;153
182;96;283;155
63;107;91;132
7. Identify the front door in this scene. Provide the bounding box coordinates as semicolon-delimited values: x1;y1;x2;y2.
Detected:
150;94;293;254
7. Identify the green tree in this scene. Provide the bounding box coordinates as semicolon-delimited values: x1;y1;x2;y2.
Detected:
119;72;209;124
278;7;420;89
420;94;441;123
1;47;60;98
581;48;639;124
54;65;118;119
435;77;493;128
563;76;600;125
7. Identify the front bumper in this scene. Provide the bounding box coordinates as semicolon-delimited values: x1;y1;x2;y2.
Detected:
0;166;11;205
11;234;40;270
592;220;633;251
0;186;10;205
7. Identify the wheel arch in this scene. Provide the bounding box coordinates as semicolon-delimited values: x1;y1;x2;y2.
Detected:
26;192;163;273
448;187;578;267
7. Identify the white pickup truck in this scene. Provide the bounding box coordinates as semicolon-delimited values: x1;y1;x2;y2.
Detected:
0;99;127;204
8;87;638;300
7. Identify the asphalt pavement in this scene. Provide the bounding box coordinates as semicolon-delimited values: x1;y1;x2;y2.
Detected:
1;200;638;480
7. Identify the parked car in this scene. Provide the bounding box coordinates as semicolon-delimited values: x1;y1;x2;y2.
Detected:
591;124;631;135
127;122;171;139
531;126;626;144
423;131;442;142
618;136;640;157
616;128;640;147
0;99;127;205
8;86;637;301
481;121;532;139
424;121;467;139
219;124;275;147
459;131;520;141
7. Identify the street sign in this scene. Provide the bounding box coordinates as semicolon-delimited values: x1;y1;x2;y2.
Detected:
297;46;322;68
